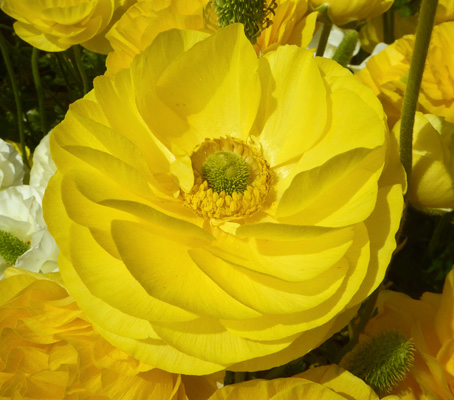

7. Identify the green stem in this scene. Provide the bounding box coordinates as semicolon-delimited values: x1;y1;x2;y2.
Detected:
382;9;395;44
316;23;333;57
332;29;359;67
399;0;438;189
73;45;90;94
0;32;30;170
31;48;49;135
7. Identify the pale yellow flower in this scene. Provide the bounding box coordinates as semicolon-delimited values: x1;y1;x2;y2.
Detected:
0;0;137;53
393;113;454;211
359;0;454;54
0;268;218;399
308;0;393;26
356;269;454;399
356;21;454;128
44;25;404;374
105;0;317;75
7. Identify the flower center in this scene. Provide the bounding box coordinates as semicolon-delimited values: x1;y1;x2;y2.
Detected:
183;137;271;221
0;229;30;264
202;151;250;195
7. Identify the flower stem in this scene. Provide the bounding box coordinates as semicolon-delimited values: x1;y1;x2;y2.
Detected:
399;0;438;188
0;31;30;169
31;48;49;135
73;45;90;94
332;29;359;67
316;23;332;57
382;8;395;44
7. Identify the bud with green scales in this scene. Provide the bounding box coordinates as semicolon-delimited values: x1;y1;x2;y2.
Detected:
341;330;415;395
212;0;276;44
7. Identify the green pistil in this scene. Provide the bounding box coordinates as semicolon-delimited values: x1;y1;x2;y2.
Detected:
202;151;250;195
343;330;415;395
0;229;30;264
213;0;271;44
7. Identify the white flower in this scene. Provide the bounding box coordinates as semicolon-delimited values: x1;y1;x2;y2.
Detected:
0;139;24;189
30;133;57;197
0;185;58;277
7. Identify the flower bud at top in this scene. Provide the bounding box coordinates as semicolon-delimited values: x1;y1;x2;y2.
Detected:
213;0;273;44
341;330;415;395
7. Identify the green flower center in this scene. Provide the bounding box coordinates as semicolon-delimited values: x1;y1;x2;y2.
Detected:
212;0;275;44
0;229;30;265
202;151;250;195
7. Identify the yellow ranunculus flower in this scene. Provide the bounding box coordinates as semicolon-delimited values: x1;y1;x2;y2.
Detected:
105;0;317;75
356;21;454;129
0;268;217;399
208;365;400;399
359;0;454;54
308;0;393;27
393;113;454;212
358;268;454;399
0;0;136;53
44;24;405;374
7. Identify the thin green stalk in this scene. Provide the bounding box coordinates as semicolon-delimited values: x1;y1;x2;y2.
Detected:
332;29;359;67
316;23;333;57
399;0;438;189
73;45;90;94
31;48;49;135
383;9;395;44
0;31;30;169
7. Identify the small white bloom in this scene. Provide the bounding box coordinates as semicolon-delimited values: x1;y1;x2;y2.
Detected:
0;139;25;189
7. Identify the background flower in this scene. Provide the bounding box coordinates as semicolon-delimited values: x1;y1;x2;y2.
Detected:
356;21;454;128
207;365;400;399
0;0;137;53
392;113;454;212
308;0;394;27
0;268;218;399
0;134;58;277
356;268;454;399
45;24;404;374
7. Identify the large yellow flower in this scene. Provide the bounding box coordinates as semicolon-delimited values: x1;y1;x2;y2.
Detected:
359;268;454;399
207;365;401;399
356;21;454;128
0;268;217;399
44;24;405;374
393;113;454;212
308;0;393;27
105;0;317;75
0;0;136;53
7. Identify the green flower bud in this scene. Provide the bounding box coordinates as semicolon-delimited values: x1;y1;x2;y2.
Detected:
0;229;30;264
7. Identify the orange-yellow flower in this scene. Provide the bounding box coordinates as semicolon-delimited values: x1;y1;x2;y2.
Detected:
0;0;137;53
0;268;217;399
357;268;454;399
207;365;401;399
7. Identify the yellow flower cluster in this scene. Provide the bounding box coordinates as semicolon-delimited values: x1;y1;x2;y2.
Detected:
356;21;454;128
0;268;217;399
44;24;404;374
359;268;454;399
0;0;137;53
